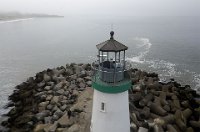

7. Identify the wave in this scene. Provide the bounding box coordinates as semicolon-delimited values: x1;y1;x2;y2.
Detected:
0;18;33;24
127;37;152;63
126;37;200;91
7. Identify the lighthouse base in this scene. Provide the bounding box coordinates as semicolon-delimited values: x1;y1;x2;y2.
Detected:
91;89;130;132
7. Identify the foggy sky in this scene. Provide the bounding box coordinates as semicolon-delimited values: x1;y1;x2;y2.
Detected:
0;0;199;16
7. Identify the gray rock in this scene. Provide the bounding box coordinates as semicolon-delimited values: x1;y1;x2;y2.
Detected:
79;70;87;78
66;68;73;75
58;114;74;128
63;91;70;96
84;76;91;81
35;110;50;121
34;124;52;132
56;89;65;95
36;88;42;92
57;102;62;107
73;90;79;96
62;95;67;100
69;84;77;89
67;124;79;132
86;71;92;76
44;121;58;132
52;69;60;76
52;114;59;121
47;81;55;86
46;104;54;110
44;116;52;124
52;75;59;82
46;95;53;101
86;81;92;86
44;86;51;91
54;108;64;118
57;75;66;81
34;91;46;97
70;74;77;80
41;94;47;100
74;65;81;74
37;81;46;88
60;100;68;105
44;74;51;82
51;96;59;105
52;105;59;113
76;78;84;83
79;82;86;88
78;88;85;91
60;104;67;111
39;101;49;108
47;90;53;94
53;82;63;91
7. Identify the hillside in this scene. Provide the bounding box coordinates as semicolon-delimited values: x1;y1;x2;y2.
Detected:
0;11;64;21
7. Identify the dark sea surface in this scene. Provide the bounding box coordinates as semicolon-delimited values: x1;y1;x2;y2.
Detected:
0;16;199;115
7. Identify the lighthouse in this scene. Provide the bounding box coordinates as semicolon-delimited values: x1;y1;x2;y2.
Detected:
91;31;131;132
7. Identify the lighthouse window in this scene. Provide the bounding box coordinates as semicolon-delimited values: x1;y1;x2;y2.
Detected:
101;102;105;112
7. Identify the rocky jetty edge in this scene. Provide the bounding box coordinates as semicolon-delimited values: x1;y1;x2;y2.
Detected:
1;63;200;132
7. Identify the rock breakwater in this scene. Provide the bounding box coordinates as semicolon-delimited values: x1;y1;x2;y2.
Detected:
1;63;93;132
1;63;200;132
129;68;200;132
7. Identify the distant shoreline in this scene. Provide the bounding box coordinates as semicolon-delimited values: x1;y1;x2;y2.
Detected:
0;16;64;24
0;18;34;23
0;12;64;23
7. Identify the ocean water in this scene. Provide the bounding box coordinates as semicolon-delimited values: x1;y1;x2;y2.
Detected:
0;16;199;115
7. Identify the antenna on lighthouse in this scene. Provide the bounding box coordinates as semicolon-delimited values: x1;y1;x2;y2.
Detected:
111;23;114;31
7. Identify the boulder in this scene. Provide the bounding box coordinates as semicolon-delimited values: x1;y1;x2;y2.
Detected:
66;124;80;132
52;114;59;121
34;92;46;98
63;91;70;96
60;104;67;111
39;101;49;108
79;70;87;78
44;116;52;124
35;110;50;121
37;81;45;88
34;124;52;132
84;76;91;81
44;86;51;91
79;82;86;88
43;74;51;82
60;100;68;105
53;82;63;91
44;121;58;132
58;114;74;128
51;96;59;105
54;108;64;118
47;81;55;86
46;104;54;110
76;78;84;83
65;68;73;76
149;103;167;116
52;105;59;113
56;89;65;95
46;95;53;101
86;81;92;87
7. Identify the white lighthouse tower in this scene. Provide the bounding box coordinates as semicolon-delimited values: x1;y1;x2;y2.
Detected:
91;31;131;132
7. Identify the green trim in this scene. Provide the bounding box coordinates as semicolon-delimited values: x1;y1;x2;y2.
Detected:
92;78;131;94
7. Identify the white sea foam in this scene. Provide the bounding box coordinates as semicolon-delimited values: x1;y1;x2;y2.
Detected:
189;71;200;90
127;37;152;64
0;18;33;24
147;60;177;77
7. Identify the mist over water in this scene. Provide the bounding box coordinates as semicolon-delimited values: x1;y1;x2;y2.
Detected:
0;16;200;115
